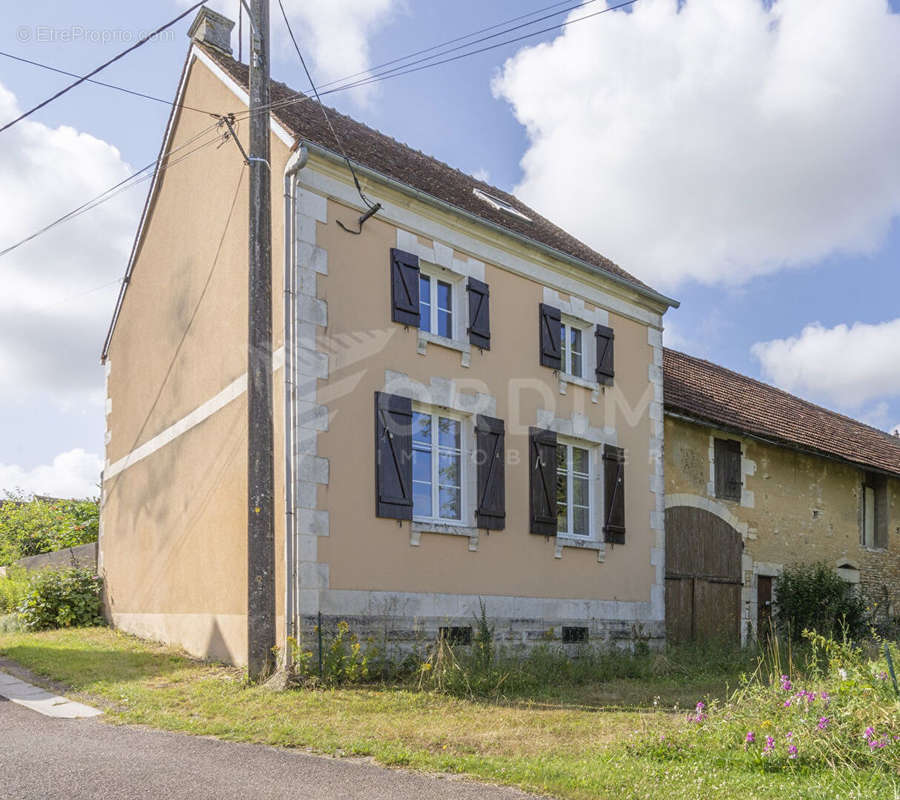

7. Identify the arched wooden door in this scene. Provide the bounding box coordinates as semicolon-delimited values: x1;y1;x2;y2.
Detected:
665;506;743;644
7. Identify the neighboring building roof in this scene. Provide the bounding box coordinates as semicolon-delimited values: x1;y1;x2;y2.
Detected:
201;44;671;303
663;348;900;478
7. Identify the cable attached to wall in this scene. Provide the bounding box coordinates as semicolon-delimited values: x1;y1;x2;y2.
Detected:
276;0;381;235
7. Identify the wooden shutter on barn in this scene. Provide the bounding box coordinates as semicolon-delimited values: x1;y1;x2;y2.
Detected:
374;391;413;520
529;427;557;536
714;438;742;501
539;303;561;369
603;444;626;544
475;415;505;530
390;248;420;326
467;277;491;350
595;324;615;384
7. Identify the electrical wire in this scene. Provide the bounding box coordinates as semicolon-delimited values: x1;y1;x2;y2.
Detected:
238;0;638;121
0;50;219;117
0;121;227;259
275;0;376;211
0;1;207;134
309;0;600;93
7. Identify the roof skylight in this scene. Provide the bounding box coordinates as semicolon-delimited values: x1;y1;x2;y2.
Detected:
472;188;531;222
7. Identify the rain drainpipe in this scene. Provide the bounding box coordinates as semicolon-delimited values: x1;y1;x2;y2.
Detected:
282;142;308;666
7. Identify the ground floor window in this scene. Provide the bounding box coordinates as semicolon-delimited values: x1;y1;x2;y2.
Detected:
412;410;462;522
557;442;591;537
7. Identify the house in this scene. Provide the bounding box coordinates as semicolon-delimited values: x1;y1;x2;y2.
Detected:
99;9;677;665
663;348;900;644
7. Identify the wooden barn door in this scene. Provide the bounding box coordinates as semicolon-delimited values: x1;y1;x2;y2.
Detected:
665;506;743;644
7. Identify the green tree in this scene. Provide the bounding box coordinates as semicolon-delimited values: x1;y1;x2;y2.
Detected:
0;492;99;566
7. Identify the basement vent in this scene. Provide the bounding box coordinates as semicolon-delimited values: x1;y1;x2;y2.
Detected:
562;626;589;644
439;626;472;646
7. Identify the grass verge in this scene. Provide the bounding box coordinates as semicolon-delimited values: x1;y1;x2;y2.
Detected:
1;627;897;800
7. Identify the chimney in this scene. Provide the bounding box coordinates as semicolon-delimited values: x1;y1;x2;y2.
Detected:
188;7;234;56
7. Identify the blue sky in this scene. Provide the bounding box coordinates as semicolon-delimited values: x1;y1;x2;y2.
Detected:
1;0;899;496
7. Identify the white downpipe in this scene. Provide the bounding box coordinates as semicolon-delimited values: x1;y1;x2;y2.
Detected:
282;143;308;665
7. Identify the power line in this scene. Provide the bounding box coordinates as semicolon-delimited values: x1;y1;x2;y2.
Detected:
275;0;377;215
310;0;601;93
327;0;641;97
0;1;207;134
0;121;226;259
0;50;219;117
244;0;638;120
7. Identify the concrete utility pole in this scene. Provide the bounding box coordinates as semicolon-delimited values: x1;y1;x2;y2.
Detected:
247;0;275;681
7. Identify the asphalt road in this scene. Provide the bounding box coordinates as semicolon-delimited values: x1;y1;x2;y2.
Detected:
0;697;541;800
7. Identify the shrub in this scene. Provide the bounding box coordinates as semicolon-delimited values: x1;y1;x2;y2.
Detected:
0;492;99;566
774;562;868;642
0;566;29;614
17;568;104;631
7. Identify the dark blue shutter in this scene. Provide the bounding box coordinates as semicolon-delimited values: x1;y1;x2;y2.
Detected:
467;277;491;350
529;427;557;536
475;415;504;530
390;248;420;326
603;444;625;544
595;324;614;384
374;392;413;520
539;304;561;369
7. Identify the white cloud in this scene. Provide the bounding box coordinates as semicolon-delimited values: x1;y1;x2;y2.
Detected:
751;319;900;411
0;449;103;499
188;0;399;105
493;0;900;288
472;167;491;183
0;82;138;410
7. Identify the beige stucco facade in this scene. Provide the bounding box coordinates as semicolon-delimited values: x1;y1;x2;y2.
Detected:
100;40;666;663
100;40;671;665
665;414;900;640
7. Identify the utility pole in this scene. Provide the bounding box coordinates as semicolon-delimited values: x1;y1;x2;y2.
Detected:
247;0;275;681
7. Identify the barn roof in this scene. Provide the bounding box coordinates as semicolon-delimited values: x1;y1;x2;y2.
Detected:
664;348;900;478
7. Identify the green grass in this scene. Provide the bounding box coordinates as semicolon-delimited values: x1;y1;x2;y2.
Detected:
1;627;897;800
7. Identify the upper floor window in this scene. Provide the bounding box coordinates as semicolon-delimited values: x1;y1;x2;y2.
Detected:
560;321;585;379
412;410;462;522
418;272;454;339
714;438;742;501
557;441;591;537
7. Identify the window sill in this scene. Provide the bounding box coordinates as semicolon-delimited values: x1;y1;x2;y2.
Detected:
410;520;479;551
557;372;602;402
417;330;471;367
554;534;606;562
859;544;887;553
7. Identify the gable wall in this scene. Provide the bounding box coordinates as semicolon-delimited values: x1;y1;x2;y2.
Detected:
101;55;290;665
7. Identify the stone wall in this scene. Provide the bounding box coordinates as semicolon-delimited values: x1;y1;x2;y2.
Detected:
665;415;900;637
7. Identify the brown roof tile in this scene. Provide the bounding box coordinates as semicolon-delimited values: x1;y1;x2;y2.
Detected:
202;45;667;300
664;348;900;477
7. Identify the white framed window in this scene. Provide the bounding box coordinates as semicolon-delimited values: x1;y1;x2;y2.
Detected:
412;409;464;523
560;320;587;379
418;267;459;340
556;441;593;538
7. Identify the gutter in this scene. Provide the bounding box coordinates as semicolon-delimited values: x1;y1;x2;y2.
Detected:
282;143;309;664
295;139;679;312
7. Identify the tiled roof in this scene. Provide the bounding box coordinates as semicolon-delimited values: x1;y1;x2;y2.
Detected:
202;45;668;301
663;348;900;477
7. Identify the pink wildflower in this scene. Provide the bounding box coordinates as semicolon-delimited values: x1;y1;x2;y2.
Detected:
745;731;755;745
780;675;793;691
788;743;798;759
818;717;829;730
